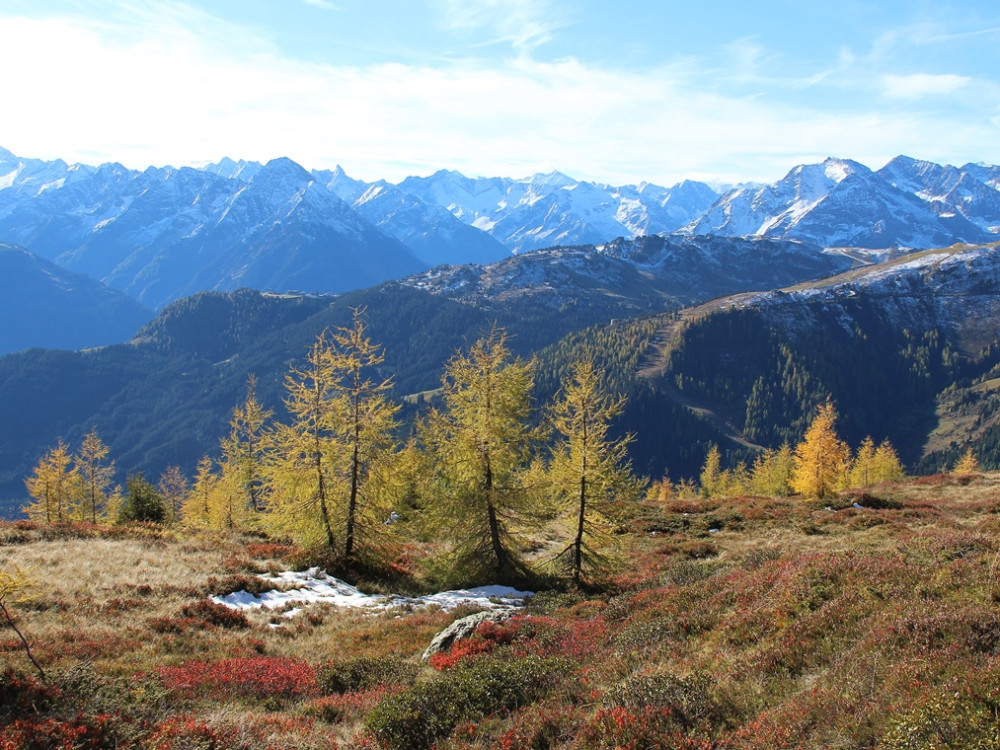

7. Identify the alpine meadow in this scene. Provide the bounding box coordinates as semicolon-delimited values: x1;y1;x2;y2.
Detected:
5;1;1000;747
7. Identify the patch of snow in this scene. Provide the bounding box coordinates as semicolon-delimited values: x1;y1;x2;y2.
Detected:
37;178;66;194
212;568;532;615
0;169;17;189
824;160;851;183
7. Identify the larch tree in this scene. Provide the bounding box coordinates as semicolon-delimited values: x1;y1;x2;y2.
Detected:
848;436;878;489
850;436;905;488
749;442;795;497
790;401;850;499
327;308;399;560
74;429;115;524
181;455;220;528
158;466;189;525
953;447;980;474
699;445;723;498
0;565;44;680
423;329;538;583
219;374;272;515
548;358;639;584
24;439;78;523
872;439;905;482
266;331;342;550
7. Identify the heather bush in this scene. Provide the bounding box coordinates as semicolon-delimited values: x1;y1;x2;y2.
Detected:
317;656;419;694
179;599;251;629
880;688;1000;749
365;655;569;750
605;671;717;729
0;668;59;718
203;573;274;597
158;656;317;701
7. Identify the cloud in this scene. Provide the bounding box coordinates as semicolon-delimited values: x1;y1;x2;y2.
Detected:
882;72;971;99
0;4;997;186
300;0;339;8
436;0;564;55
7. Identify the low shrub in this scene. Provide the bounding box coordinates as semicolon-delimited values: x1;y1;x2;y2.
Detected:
578;705;713;750
0;668;59;718
429;617;523;670
0;714;117;750
158;656;317;701
318;656;419;694
365;655;569;750
203;574;273;597
146;716;243;750
303;687;398;724
179;599;251;629
605;671;718;730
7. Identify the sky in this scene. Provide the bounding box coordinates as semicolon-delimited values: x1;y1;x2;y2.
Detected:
1;0;999;186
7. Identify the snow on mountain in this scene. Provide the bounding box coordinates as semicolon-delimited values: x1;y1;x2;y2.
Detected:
684;157;995;249
401;233;851;315
3;145;1000;317
726;242;1000;351
0;152;426;309
318;172;508;267
203;157;263;182
879;155;1000;234
399;170;720;253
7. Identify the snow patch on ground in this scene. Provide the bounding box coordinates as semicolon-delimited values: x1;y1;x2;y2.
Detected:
212;567;532;618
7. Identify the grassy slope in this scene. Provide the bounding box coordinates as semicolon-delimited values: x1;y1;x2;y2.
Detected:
3;474;1000;748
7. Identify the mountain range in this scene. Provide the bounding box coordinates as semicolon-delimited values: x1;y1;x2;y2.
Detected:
4;146;1000;324
4;233;1000;514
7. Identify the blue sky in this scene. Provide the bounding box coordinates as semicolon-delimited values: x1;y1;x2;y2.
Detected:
2;0;999;186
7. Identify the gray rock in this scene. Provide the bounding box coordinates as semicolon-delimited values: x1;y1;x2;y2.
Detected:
421;610;513;661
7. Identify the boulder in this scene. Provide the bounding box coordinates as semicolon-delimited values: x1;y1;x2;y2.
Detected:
421;610;514;661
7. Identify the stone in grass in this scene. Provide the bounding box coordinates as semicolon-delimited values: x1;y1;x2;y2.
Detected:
422;610;514;661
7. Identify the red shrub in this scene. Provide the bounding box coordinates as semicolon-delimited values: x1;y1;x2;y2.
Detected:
0;669;59;717
146;716;241;750
158;656;317;700
304;686;400;723
245;542;297;560
0;713;114;750
429;617;525;670
180;599;251;629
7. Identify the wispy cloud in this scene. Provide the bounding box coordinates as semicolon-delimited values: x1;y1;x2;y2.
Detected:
436;0;566;56
882;72;971;99
0;3;996;186
300;0;339;8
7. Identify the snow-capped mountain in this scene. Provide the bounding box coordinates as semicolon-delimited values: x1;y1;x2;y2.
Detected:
4;145;1000;318
878;155;1000;235
683;157;995;249
400;234;852;315
398;170;721;253
319;173;508;267
0;150;426;309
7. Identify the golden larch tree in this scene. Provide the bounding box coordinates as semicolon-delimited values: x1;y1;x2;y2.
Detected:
952;447;980;474
181;455;221;528
24;439;78;523
74;429;115;524
549;358;639;583
219;374;272;515
422;328;539;583
326;308;400;560
791;401;850;499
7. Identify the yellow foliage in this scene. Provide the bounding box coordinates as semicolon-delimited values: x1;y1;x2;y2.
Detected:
953;447;980;475
791;401;850;499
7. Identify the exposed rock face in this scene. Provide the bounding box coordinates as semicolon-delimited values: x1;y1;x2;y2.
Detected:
421;610;514;661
